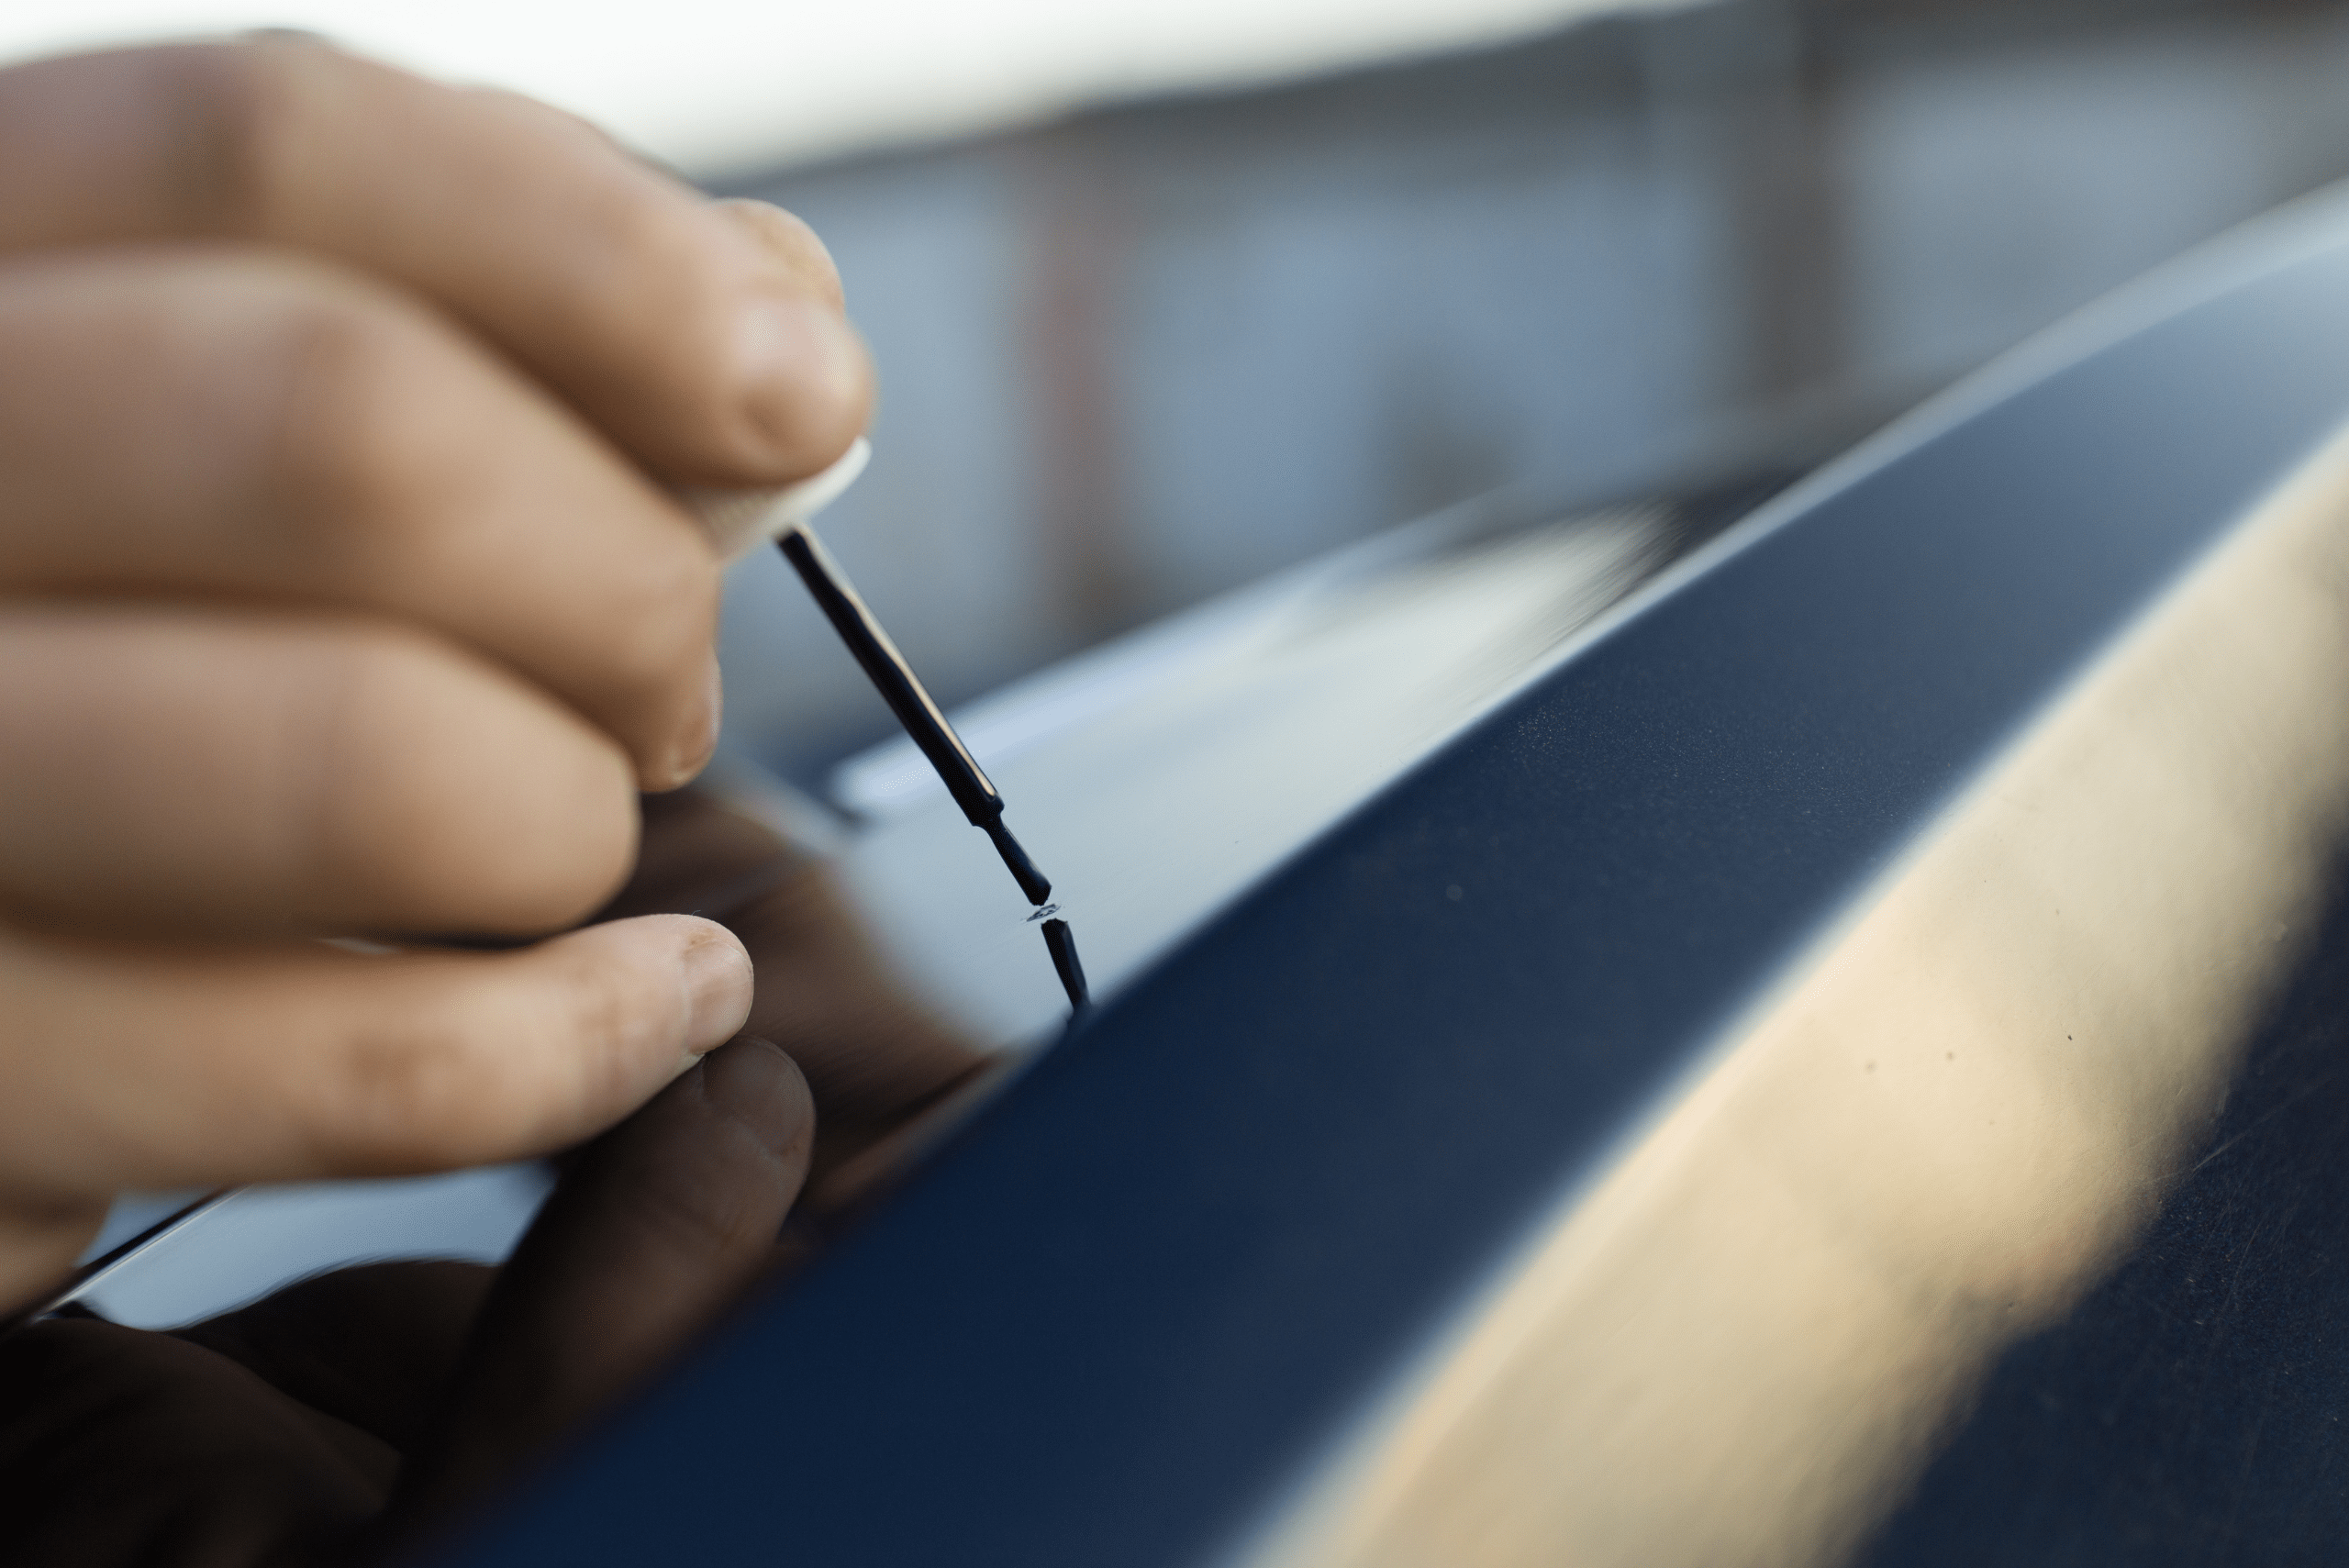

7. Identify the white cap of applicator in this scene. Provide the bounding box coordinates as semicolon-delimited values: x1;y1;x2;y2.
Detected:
685;436;873;562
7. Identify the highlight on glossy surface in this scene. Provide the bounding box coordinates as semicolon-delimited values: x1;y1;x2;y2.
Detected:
0;1190;223;1339
1248;421;2349;1568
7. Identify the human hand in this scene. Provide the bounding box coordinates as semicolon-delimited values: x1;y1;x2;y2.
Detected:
0;39;874;1308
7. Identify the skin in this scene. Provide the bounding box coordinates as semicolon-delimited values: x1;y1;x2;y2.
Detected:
0;36;878;1308
0;38;984;1554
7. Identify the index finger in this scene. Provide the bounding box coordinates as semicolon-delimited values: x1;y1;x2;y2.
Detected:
0;39;871;485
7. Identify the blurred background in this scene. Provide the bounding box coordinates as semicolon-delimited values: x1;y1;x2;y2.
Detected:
11;0;2349;784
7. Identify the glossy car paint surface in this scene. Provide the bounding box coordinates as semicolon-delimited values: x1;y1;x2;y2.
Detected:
437;189;2349;1566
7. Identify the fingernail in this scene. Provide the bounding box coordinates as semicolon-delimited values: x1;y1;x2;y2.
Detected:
648;652;718;797
650;651;722;790
680;929;753;1055
734;295;866;461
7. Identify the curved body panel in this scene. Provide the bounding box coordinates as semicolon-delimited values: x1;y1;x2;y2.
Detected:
443;186;2349;1566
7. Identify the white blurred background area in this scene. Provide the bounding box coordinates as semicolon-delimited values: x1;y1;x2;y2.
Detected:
11;0;2349;788
0;0;1686;174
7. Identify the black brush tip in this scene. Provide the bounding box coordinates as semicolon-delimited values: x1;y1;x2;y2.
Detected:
982;817;1052;905
1041;917;1090;1011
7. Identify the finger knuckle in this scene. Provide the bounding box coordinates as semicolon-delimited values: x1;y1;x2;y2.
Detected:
299;629;637;931
591;180;719;302
261;292;463;540
551;945;675;1098
570;185;763;410
597;516;721;703
326;1013;522;1169
319;951;663;1168
162;40;334;232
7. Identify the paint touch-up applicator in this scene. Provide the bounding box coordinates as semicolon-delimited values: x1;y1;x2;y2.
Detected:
688;439;1065;921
